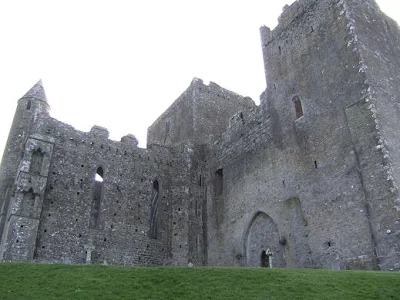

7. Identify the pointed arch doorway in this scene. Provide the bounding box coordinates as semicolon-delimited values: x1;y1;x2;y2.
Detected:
243;211;285;267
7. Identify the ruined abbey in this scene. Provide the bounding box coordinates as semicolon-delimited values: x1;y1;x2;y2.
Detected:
0;0;399;270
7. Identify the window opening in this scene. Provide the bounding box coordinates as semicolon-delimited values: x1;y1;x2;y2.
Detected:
215;168;223;196
30;148;44;175
90;167;104;229
26;100;31;110
95;167;104;182
293;96;303;119
24;188;35;207
149;179;160;239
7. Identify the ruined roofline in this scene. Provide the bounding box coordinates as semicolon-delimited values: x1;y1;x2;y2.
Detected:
260;0;393;47
147;77;254;132
44;115;142;149
260;0;320;47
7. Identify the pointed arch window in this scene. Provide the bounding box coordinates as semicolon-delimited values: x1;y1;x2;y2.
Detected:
26;100;31;110
90;167;104;229
149;179;160;239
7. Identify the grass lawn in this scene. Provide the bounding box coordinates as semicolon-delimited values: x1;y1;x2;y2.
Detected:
0;263;399;299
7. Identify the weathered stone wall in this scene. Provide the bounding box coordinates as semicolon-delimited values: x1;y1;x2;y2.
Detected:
29;116;180;265
0;0;399;270
205;0;388;270
338;0;400;270
147;78;255;147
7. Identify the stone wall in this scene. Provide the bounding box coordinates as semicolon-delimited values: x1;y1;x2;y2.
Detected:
204;0;391;270
147;78;255;147
0;0;399;270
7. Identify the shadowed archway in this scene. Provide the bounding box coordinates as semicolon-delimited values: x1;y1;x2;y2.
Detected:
243;211;285;267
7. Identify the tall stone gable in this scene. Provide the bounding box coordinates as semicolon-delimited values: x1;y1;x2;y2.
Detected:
0;0;399;270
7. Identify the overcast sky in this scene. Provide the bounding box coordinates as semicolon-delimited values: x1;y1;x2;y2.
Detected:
0;0;399;155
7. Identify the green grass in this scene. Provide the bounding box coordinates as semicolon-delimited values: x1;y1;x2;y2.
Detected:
0;263;399;299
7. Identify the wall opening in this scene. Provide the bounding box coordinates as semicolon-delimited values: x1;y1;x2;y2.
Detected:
149;179;160;239
30;148;44;175
24;188;35;207
26;100;31;110
293;96;303;119
214;168;223;197
90;167;104;229
95;167;104;182
164;120;170;144
261;250;270;268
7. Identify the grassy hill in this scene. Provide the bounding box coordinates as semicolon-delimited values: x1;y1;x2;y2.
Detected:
0;263;399;299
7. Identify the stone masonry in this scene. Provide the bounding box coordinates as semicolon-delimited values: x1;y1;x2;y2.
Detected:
0;0;399;270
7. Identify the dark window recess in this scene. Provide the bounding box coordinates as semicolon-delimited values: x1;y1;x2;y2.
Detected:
278;46;282;55
26;100;31;110
214;168;223;196
149;179;160;239
293;96;303;119
30;148;44;175
314;161;318;169
90;167;104;229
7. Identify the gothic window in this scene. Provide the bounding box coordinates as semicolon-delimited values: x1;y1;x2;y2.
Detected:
30;148;44;175
293;96;303;119
90;167;104;229
26;100;31;110
149;179;160;239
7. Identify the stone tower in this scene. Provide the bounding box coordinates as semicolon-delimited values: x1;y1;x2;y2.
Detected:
255;0;400;270
203;0;400;270
0;80;54;260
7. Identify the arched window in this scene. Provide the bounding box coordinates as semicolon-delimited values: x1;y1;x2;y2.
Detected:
95;167;104;182
149;179;160;239
30;148;44;175
90;167;104;229
293;96;303;119
26;100;31;110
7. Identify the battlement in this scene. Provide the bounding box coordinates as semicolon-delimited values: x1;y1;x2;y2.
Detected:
260;0;321;46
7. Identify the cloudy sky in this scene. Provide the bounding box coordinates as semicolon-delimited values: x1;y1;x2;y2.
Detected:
0;0;399;154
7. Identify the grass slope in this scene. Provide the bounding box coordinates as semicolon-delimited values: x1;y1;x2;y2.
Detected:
0;263;399;299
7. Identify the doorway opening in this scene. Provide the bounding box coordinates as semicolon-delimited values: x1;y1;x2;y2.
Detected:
261;250;271;268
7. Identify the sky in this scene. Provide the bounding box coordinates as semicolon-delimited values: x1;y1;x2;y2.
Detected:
0;1;399;155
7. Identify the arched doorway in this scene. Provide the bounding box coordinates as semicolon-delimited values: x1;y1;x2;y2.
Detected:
244;212;285;267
